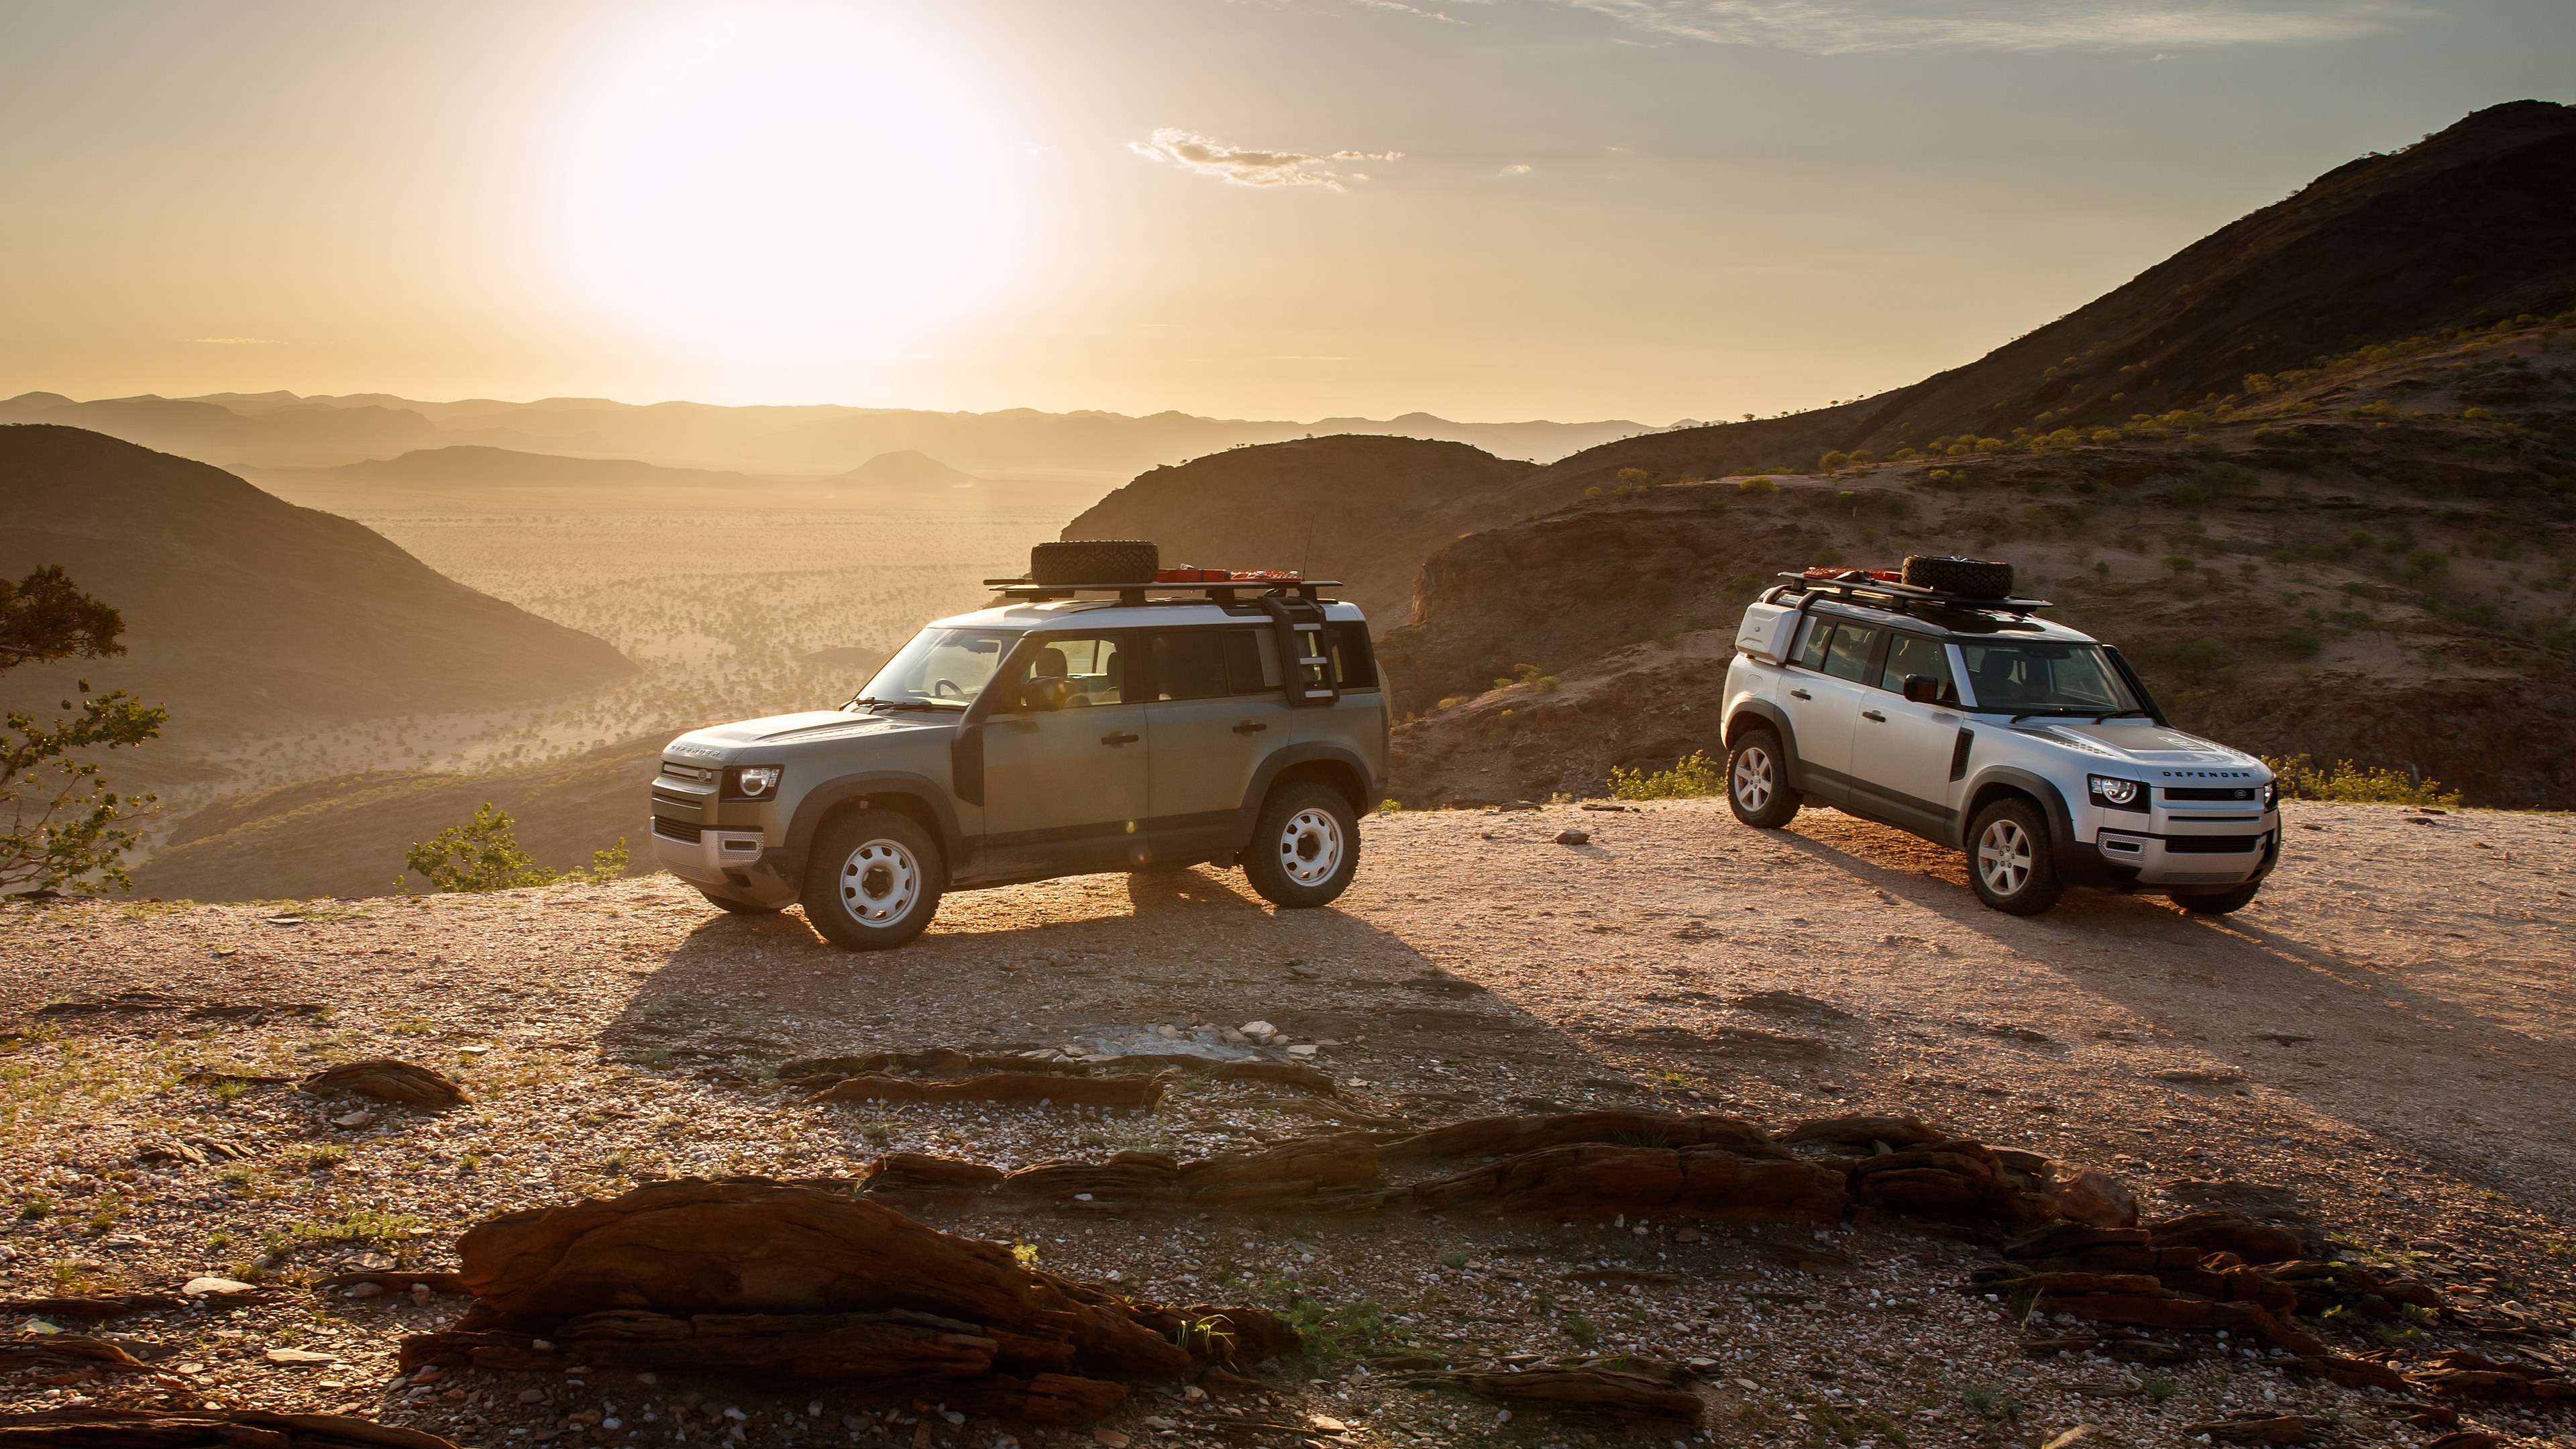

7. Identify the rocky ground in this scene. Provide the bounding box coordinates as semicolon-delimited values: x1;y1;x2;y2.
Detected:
2;800;2571;1449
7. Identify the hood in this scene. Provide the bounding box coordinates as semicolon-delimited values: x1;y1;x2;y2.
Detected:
2023;722;2269;775
663;709;947;759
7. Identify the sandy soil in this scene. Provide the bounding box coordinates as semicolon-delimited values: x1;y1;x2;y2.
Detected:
2;799;2569;1449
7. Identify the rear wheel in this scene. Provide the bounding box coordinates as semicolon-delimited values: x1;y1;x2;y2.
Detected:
1726;728;1803;828
1967;798;2063;915
696;890;782;916
2176;881;2263;915
801;808;945;950
1242;782;1358;908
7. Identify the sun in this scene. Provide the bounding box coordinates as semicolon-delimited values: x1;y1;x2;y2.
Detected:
563;7;1006;347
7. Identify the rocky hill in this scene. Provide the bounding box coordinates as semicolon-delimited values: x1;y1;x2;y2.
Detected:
1466;101;2576;502
131;737;662;902
841;449;980;489
1061;435;1550;619
1382;312;2576;808
0;425;636;743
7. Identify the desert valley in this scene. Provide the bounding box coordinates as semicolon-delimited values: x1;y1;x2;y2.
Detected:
2;17;2573;1449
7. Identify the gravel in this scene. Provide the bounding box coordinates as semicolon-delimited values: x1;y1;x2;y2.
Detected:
1;798;2568;1448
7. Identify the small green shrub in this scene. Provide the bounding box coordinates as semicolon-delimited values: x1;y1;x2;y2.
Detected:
2279;630;2322;659
1738;476;1778;494
1609;751;1725;800
2264;754;2463;808
405;803;626;893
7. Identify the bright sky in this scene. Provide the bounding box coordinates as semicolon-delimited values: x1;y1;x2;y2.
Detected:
3;0;2567;423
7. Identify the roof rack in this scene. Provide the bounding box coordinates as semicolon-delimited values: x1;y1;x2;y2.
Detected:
980;578;1342;605
1777;571;2055;617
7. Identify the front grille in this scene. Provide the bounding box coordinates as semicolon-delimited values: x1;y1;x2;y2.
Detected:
2165;834;2259;854
2165;786;2257;802
651;817;704;844
660;762;718;785
649;789;703;812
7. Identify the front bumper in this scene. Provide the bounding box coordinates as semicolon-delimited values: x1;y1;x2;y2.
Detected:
2092;822;2278;885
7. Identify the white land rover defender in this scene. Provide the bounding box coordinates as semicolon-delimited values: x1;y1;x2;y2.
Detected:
648;541;1389;949
1720;557;2279;916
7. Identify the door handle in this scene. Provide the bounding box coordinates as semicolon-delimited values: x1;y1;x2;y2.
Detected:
1099;732;1140;746
1232;721;1269;735
1862;710;1887;722
1790;689;1813;700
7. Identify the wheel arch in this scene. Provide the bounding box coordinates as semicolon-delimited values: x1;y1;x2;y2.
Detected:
786;773;965;885
1964;767;2114;887
1724;698;1806;788
1241;743;1377;820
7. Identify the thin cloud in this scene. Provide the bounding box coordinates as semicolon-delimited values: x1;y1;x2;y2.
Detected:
1500;162;1535;174
1547;0;2410;53
1128;129;1403;191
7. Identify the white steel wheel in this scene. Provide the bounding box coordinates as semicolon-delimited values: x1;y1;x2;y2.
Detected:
1277;808;1344;888
1732;747;1776;811
1976;817;2033;898
836;838;921;928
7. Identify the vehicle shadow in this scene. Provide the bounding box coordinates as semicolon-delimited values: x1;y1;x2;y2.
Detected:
596;867;1689;1126
1758;813;2575;1210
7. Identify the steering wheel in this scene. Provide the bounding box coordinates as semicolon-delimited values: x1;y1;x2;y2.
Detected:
933;678;965;699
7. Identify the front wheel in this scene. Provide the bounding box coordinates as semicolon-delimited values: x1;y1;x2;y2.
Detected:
1966;798;2063;916
1726;728;1803;828
1242;782;1358;909
2176;882;2262;915
801;808;945;950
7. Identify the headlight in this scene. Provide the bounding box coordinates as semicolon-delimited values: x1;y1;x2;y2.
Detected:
727;765;784;799
2259;781;2276;810
2088;775;2149;811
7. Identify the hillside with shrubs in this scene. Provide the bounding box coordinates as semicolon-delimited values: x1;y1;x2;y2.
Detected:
1380;309;2576;809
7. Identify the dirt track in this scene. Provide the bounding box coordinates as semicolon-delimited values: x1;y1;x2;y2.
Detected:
3;798;2571;1448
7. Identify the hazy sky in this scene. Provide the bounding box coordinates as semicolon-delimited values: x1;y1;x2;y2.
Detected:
4;0;2568;423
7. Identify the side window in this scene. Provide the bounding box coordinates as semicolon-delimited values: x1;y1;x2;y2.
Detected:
1796;616;1834;672
1223;629;1281;696
1820;623;1878;683
1327;623;1377;688
1011;635;1126;708
1878;633;1957;699
1148;630;1228;702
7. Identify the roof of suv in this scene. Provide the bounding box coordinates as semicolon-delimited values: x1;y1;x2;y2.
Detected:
932;596;1369;631
1803;594;2096;645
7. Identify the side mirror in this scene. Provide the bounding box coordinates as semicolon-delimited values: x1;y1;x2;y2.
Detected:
1902;675;1944;705
1018;677;1073;712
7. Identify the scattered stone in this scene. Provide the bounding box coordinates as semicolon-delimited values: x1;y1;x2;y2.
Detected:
1385;1364;1703;1419
2181;1413;2338;1444
2408;1350;2571;1401
265;1348;339;1365
0;1408;461;1447
1552;830;1590;846
0;1336;152;1376
304;1059;466;1110
2054;1167;2141;1229
331;1110;376;1128
809;1073;1165;1110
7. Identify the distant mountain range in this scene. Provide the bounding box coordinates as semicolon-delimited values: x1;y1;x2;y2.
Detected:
0;389;1656;476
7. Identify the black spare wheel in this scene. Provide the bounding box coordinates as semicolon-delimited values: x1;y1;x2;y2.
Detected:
1031;540;1160;585
1903;554;2015;598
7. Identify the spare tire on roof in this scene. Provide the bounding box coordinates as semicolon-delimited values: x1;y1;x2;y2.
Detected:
1031;540;1159;586
1902;555;2015;599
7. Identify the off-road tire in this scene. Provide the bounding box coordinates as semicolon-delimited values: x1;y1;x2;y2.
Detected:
1967;798;2064;916
697;890;783;915
2176;881;2263;915
1242;782;1359;909
801;808;945;950
1904;555;2015;599
1726;727;1803;828
1031;540;1160;586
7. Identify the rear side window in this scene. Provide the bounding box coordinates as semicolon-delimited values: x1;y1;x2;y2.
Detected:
1820;623;1878;683
1147;630;1229;701
1328;623;1377;688
1223;629;1281;696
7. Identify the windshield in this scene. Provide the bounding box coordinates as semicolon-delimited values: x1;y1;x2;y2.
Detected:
849;629;1016;710
1956;641;2143;715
